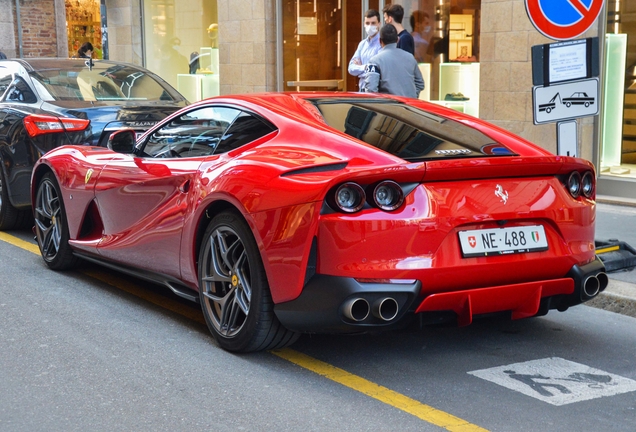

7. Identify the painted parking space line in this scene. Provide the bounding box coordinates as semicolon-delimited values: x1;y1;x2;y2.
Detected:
2;231;488;431
469;357;636;406
272;348;487;432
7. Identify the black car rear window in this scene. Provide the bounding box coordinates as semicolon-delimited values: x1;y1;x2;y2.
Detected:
29;63;178;102
310;99;516;160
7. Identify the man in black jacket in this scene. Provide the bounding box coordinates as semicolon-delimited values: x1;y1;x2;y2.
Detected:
383;4;414;55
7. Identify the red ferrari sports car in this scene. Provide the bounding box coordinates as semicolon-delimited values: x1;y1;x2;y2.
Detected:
31;92;606;352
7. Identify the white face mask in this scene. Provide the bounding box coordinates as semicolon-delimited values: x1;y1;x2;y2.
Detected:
365;24;378;37
423;25;431;33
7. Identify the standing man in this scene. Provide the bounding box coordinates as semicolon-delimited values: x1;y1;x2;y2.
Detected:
348;9;382;91
383;4;414;55
363;25;424;99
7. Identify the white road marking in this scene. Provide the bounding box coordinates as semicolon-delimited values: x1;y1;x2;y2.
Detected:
468;357;636;406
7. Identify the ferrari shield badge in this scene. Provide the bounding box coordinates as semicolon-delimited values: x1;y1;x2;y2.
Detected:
85;168;93;184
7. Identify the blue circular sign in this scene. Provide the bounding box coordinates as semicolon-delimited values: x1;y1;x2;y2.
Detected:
539;0;593;26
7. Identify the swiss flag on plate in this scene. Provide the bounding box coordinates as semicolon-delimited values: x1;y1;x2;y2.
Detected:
468;236;476;248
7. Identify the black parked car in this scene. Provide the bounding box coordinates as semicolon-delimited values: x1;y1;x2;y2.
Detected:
0;58;188;229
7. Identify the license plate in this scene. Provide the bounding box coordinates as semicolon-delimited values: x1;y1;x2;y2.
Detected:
458;225;548;257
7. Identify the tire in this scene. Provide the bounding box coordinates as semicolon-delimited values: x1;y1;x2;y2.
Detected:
33;172;79;270
0;168;21;230
198;211;299;352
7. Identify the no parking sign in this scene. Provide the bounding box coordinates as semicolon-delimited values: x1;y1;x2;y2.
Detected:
525;0;605;41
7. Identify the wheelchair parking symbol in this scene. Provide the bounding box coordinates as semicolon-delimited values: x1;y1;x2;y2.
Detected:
469;357;636;405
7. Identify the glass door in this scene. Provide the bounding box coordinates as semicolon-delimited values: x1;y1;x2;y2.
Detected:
282;0;346;91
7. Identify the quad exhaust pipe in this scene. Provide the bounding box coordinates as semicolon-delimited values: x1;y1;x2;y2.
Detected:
583;272;609;298
342;297;399;322
342;298;370;322
372;297;399;321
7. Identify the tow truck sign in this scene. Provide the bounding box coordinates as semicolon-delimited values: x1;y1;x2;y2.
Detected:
532;77;599;124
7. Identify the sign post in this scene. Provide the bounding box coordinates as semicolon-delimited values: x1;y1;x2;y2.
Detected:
526;0;605;156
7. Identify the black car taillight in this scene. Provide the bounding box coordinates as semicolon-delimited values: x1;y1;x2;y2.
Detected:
23;114;90;138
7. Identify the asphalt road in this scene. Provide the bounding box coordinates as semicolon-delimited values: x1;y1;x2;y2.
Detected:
1;224;635;431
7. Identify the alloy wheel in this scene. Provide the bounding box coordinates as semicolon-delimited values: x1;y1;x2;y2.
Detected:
200;225;252;338
34;178;62;260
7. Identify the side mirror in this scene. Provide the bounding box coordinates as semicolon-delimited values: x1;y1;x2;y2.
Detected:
107;129;136;154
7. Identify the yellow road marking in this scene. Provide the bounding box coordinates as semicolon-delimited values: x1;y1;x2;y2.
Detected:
0;231;205;324
595;245;620;254
272;348;488;432
2;231;488;431
0;231;40;254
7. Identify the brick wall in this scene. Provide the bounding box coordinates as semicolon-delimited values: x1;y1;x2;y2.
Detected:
14;0;58;57
480;0;599;160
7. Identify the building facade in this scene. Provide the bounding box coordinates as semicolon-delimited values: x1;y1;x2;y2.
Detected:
1;0;633;202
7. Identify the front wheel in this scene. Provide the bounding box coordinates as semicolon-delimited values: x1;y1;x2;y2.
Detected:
34;172;79;270
198;211;299;352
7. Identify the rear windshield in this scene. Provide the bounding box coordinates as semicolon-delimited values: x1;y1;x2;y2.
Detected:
29;63;179;103
311;99;516;160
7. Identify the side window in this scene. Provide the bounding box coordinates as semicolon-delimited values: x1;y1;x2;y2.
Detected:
215;112;277;154
4;77;37;104
142;106;240;158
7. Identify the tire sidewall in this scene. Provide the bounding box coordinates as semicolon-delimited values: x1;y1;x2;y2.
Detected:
198;211;271;352
36;172;77;270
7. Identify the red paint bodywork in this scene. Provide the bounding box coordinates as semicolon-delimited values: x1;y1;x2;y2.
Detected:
32;92;598;326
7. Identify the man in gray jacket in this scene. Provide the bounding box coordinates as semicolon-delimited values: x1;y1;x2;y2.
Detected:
363;24;424;99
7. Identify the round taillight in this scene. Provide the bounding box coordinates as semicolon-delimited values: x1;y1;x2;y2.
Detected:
373;181;404;211
581;171;594;198
567;171;581;198
334;182;365;213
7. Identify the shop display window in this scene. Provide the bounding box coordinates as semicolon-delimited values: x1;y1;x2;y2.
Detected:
65;0;103;59
142;0;219;101
394;0;480;113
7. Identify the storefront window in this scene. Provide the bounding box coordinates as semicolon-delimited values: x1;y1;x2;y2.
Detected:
142;0;218;102
65;0;103;59
601;1;636;179
392;0;481;114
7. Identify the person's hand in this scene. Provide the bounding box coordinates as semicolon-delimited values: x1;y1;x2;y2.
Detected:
352;58;361;65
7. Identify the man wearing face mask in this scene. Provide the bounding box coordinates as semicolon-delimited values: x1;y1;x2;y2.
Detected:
348;9;382;92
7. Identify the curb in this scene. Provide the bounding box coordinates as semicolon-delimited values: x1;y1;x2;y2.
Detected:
585;279;636;319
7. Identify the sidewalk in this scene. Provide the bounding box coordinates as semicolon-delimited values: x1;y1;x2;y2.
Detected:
590;200;636;318
587;278;636;318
